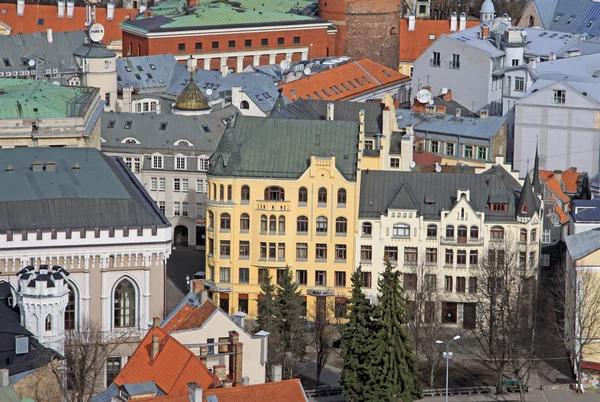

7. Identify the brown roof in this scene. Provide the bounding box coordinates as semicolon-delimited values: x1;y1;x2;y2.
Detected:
162;298;219;333
280;58;410;102
0;3;135;42
399;19;480;62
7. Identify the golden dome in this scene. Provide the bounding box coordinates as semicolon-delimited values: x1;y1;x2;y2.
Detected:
174;78;210;111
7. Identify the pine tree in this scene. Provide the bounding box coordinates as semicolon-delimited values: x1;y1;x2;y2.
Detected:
340;266;374;402
276;265;308;379
366;259;422;402
256;269;282;379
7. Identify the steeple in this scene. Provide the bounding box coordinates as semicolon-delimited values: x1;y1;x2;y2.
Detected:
516;173;539;218
269;88;287;117
532;144;542;194
172;75;211;115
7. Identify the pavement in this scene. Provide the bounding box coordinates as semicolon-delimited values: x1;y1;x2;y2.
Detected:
165;247;205;315
423;388;600;401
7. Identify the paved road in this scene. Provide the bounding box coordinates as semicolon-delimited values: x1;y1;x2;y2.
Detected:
423;388;600;401
165;247;205;315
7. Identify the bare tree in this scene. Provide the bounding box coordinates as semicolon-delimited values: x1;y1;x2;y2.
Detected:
51;320;136;402
471;237;537;401
313;316;333;386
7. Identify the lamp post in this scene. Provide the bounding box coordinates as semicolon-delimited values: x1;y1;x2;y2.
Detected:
436;335;461;402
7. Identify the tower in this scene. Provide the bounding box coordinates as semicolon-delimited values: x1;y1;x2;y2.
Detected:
16;265;70;355
480;0;495;25
172;76;212;116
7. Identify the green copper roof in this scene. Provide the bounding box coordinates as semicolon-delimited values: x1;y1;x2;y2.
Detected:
0;79;98;119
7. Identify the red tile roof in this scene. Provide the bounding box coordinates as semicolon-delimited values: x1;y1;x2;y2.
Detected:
562;167;581;193
114;327;220;395
280;58;410;102
399;19;480;62
0;3;135;42
539;169;580;203
162;298;219;333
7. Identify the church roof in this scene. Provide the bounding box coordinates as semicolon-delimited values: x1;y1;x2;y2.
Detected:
516;173;540;217
174;77;210;111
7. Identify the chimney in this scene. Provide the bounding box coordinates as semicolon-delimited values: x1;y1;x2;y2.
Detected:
187;0;199;6
455;108;461;117
58;0;65;17
223;379;233;388
17;0;24;16
66;0;74;18
326;102;334;120
272;364;282;382
46;28;53;43
139;1;147;13
241;376;250;386
459;12;467;31
72;163;81;170
443;89;452;102
450;12;457;32
233;311;247;329
0;369;8;387
32;160;43;172
481;26;490;39
550;52;556;60
151;334;160;359
553;170;563;186
152;317;161;328
374;133;382;150
122;85;133;113
408;13;415;32
188;383;202;402
45;161;56;172
480;109;489;118
229;332;243;385
528;57;537;69
199;345;208;365
213;365;227;381
107;1;114;20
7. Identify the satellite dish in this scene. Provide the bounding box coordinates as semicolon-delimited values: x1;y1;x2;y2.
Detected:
303;67;311;75
416;88;432;104
280;60;291;71
206;88;213;96
409;161;416;169
435;164;442;173
28;59;36;67
88;23;105;43
52;81;60;85
441;87;448;95
428;99;435;105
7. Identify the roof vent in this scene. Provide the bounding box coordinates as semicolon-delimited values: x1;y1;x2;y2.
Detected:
5;164;13;172
32;160;43;172
45;161;56;172
72;163;81;170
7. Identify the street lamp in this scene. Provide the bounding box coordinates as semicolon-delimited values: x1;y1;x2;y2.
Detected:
436;335;460;402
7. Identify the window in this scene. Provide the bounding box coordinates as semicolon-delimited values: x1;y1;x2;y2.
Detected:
220;185;224;200
456;277;466;293
114;279;136;328
260;242;267;259
244;39;252;48
296;243;308;259
390;158;400;168
336;217;347;234
457;250;466;265
237;214;249;232
491;203;508;212
491;226;504;240
175;155;186;170
404;247;418;264
198;156;209;171
269;215;276;232
335;271;346;287
107;120;116;128
335;245;347;261
209;211;214;229
174;178;181;192
296;269;307;285
65;285;76;330
431;51;440;67
238;295;248;314
278;243;285;259
261;38;268;46
361;271;372;288
264;186;285;201
519;251;527;268
195;203;202;218
541;254;550;267
445;225;454;238
514;77;524;92
277;37;284;45
445;249;453;265
269;243;276;259
393;224;410;237
469;277;478;293
529;251;535;267
520;229;527;242
464;145;473;159
426;248;437;263
360;245;372;262
445;142;455;156
450;54;460;69
469;250;478;265
427;225;437;238
174;202;181;216
182;179;189;192
228;40;235;48
385;246;398;262
318;188;327;205
152;155;163;169
316;216;328;233
442;302;457;323
457;226;467;242
106;357;121;387
542;229;550;243
445;276;453;292
220;213;230;230
298;187;308;204
337;188;347;206
45;314;52;331
212;41;219;49
297;216;308;233
182;202;188;216
530;229;537;242
196;179;206;193
478;147;487;160
364;140;374;150
105;92;111;106
227;185;232;201
178;43;185;52
362;222;372;236
553;89;566;104
260;215;267;232
220;241;230;258
316;244;327;260
315;270;327;286
469;226;479;239
425;274;436;291
403;273;417;291
239;185;250;202
151;177;158;190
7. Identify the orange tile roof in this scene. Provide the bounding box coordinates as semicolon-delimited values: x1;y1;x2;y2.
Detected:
399;19;480;62
162;298;218;333
0;3;135;42
114;326;220;395
555;205;569;223
539;169;579;203
280;58;410;102
562;167;581;193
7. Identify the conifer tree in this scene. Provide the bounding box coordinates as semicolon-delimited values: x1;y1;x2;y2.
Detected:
366;259;422;402
340;266;374;402
276;265;308;379
256;269;282;378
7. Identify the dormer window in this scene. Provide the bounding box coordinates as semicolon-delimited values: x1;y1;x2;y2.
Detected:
124;121;133;129
521;203;527;213
490;203;508;212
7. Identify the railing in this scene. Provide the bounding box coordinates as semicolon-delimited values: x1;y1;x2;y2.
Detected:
440;237;483;245
422;386;496;397
304;386;343;398
449;61;461;69
255;200;291;211
430;59;441;67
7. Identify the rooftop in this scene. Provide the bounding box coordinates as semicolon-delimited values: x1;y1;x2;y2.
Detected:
162;295;219;333
117;54;183;93
565;228;600;260
0;79;99;119
532;0;600;37
0;148;169;231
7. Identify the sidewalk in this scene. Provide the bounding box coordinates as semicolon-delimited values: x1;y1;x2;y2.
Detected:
423;388;600;401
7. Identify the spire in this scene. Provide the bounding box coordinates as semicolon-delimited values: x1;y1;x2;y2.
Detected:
174;77;210;112
269;88;287;117
516;173;539;218
532;143;542;194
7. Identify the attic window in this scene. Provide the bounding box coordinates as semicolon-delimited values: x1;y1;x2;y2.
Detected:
107;120;115;128
149;64;156;70
382;70;391;77
135;74;142;80
124;121;133;129
429;34;436;40
202;125;211;133
490;203;507;212
125;66;131;72
159;122;168;130
3;58;10;67
38;18;44;25
553;15;561;23
136;65;144;71
566;16;574;24
147;73;153;79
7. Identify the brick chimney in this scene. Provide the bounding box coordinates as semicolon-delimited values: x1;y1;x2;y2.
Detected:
152;317;161;328
228;331;243;385
151;335;160;359
442;89;452;102
481;26;490;39
199;345;208;365
213;365;227;381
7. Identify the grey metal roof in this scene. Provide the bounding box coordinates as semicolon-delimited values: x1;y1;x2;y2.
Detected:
0;148;169;232
243;84;281;113
395;109;506;139
546;0;600;36
0;31;86;77
565;228;600;260
73;44;116;58
117;54;182;93
209;114;359;180
532;0;558;28
123;382;159;396
359;169;524;221
447;28;505;58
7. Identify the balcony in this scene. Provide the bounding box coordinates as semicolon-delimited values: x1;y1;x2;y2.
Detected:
449;61;460;70
430;59;441;67
255;200;291;212
440;237;483;245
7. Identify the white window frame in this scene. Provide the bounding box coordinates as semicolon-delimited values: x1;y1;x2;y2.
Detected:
198;156;209;171
151;177;157;190
514;77;524;92
174;178;181;192
159;178;166;191
196;179;206;193
158;201;165;214
174;202;181;216
182;202;188;217
182;179;189;192
553;89;566;104
152;154;164;169
175;154;187;170
542;229;551;243
541;253;550;267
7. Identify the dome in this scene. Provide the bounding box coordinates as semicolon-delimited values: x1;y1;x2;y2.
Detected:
481;0;495;14
174;78;210;112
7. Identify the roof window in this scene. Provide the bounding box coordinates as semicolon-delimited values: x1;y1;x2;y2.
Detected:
159;122;168;130
3;58;10;67
348;80;357;89
549;33;557;38
147;73;153;79
341;83;349;90
334;85;342;92
355;78;363;86
124;121;133;129
117;75;122;81
429;34;436;40
539;32;548;37
362;75;371;84
125;66;131;72
382;70;391;78
135;74;141;80
136;65;143;71
150;64;156;70
322;89;331;97
107;120;115;128
566;15;574;24
553;15;561;23
313;91;323;99
560;34;569;39
588;19;595;28
202;125;211;133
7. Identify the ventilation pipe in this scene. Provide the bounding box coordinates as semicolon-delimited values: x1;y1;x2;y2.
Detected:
17;0;24;16
47;28;53;43
326;102;334;120
408;13;416;32
459;12;467;31
58;0;65;17
450;12;457;32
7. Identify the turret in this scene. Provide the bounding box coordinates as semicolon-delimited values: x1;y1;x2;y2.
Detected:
480;0;495;25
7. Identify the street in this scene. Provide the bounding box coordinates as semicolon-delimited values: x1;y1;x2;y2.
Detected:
165;247;205;314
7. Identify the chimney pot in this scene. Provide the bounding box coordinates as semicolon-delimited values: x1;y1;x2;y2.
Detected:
47;28;53;43
152;317;161;328
272;364;282;382
151;334;160;359
241;376;250;386
45;161;56;172
32;160;43;172
459;12;467;31
326;102;334;120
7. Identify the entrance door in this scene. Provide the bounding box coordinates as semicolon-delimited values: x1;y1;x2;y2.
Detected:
196;226;206;248
463;303;476;329
174;225;189;245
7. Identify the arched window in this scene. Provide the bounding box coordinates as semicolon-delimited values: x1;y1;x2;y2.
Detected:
528;15;535;27
220;213;231;230
219;184;224;201
470;226;479;239
446;225;455;238
240;214;250;231
264;186;285;201
390;26;398;35
240;100;250;109
298;187;308;204
316;216;328;233
208;211;214;229
241;185;250;202
393;223;410;237
269;215;277;232
531;229;537;242
427;224;437;238
65;284;76;330
261;215;267;232
278;216;285;233
336;217;347;234
318;187;327;205
457;225;467;242
114;279;136;328
45;314;52;331
520;228;527;242
227;185;232;201
212;184;217;200
362;222;372;236
337;188;347;206
491;226;505;240
297;216;308;233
